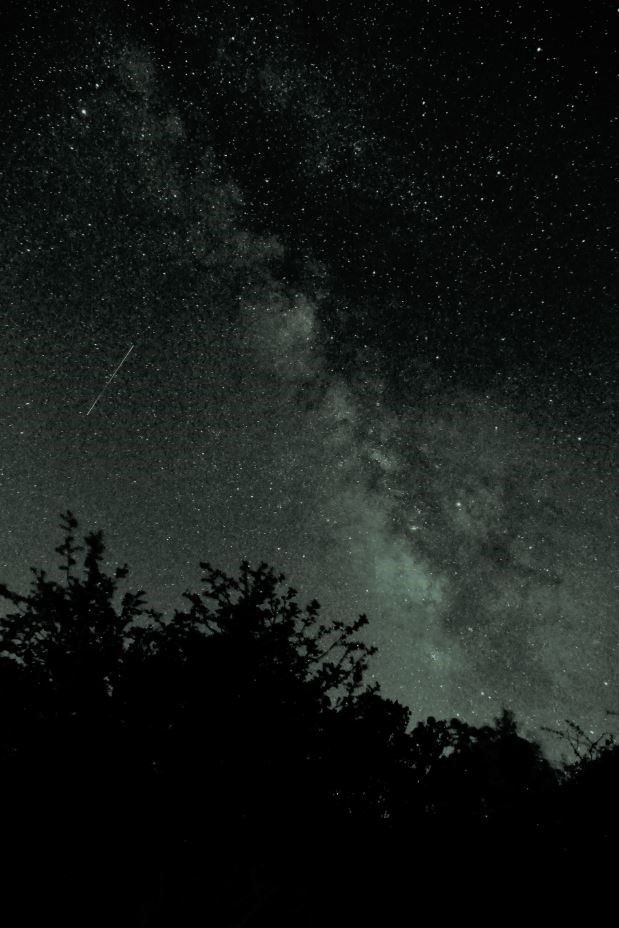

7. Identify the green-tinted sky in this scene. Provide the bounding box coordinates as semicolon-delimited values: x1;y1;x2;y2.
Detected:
1;1;617;755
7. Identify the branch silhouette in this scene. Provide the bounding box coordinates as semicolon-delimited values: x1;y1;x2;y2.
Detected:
0;512;615;926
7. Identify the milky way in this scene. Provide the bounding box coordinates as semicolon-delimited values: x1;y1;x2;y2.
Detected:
1;3;616;757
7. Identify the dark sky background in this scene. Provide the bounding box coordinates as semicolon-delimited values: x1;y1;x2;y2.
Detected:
1;1;617;756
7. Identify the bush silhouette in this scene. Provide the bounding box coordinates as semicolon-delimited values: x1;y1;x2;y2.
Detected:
0;513;395;924
0;512;615;925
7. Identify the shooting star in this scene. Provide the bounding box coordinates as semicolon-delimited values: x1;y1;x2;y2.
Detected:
86;344;135;416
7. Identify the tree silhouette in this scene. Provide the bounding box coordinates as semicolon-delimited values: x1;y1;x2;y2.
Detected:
0;513;387;925
0;512;616;926
0;512;166;925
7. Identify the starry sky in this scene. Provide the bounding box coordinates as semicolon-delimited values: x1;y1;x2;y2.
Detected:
1;1;617;756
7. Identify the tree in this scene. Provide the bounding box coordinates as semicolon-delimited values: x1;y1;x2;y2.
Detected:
0;512;386;926
0;511;165;926
4;511;606;926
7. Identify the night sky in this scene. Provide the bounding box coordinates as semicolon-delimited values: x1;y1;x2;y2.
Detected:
1;1;617;756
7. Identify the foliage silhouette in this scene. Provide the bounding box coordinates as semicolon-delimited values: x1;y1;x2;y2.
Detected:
0;512;615;925
0;513;386;925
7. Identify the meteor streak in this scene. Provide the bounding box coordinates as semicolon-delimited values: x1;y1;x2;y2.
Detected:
86;344;134;416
